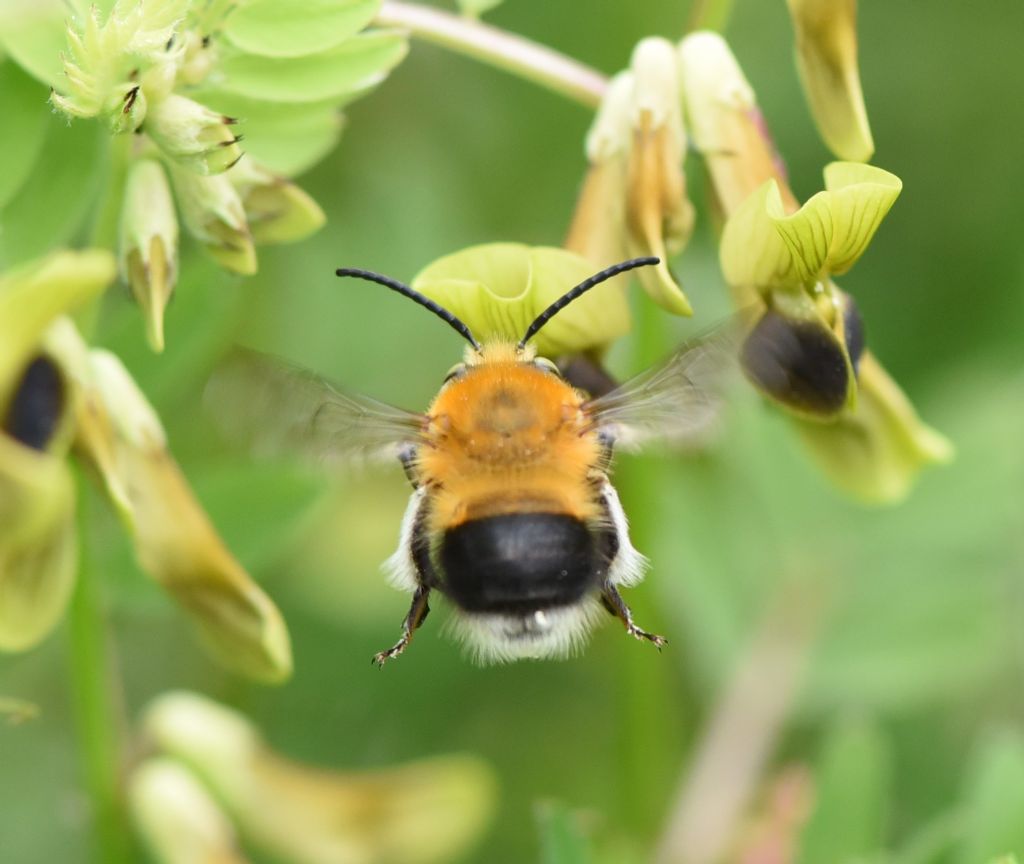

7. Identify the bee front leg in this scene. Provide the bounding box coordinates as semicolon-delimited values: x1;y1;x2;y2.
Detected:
373;586;431;667
600;584;667;650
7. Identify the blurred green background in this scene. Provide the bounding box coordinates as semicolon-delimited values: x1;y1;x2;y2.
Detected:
2;1;1023;862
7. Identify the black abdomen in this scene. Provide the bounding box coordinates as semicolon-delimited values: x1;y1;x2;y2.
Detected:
440;513;597;613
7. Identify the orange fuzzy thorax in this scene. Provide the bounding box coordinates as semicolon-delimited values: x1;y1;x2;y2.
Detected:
417;343;603;534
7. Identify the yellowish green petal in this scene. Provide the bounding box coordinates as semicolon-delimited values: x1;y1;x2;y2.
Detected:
144;691;497;864
0;435;76;651
412;243;632;356
720;162;901;293
0;249;115;407
129;758;248;864
796;352;954;503
787;0;874;162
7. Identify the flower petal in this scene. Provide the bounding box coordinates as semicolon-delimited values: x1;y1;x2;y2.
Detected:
720;162;901;293
0;435;76;651
129;758;246;864
412;243;632;356
145;691;497;864
0;249;114;407
678;31;796;221
796;352;954;503
787;0;874;162
56;333;292;682
228;159;326;245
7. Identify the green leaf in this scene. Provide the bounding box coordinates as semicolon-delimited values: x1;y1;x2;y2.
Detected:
957;730;1024;864
0;117;106;268
223;0;380;58
412;243;633;356
215;30;408;103
536;802;593;864
196;90;344;176
720;162;901;292
0;62;50;209
0;0;68;88
797;718;891;864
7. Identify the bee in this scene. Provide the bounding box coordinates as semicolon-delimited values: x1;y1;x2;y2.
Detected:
209;257;731;665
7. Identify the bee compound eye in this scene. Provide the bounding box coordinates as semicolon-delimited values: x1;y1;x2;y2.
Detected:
532;357;561;377
2;355;66;451
741;309;851;417
443;363;467;384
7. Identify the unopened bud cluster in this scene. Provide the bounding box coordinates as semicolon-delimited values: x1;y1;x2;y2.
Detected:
47;0;407;351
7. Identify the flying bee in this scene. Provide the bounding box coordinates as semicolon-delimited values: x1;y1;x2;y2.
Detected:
208;257;733;665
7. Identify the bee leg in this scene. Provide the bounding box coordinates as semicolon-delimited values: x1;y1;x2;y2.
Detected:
600;584;667;650
373;587;431;667
398;444;419;489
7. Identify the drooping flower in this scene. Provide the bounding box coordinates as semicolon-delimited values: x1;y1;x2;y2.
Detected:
0;250;292;681
565;37;695;316
679;32;951;502
139;691;497;864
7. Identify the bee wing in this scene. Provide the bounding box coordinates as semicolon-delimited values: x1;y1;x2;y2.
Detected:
205;349;426;467
586;325;738;450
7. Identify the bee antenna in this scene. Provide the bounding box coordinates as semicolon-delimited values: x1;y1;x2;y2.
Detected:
336;267;481;351
519;257;660;348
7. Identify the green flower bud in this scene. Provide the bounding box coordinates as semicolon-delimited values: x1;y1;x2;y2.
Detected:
129;758;246;864
145;94;243;175
786;0;874;161
227;159;325;245
120;159;179;352
144;691;497;864
106;82;147;134
411;243;632;357
50;0;189;121
168;164;257;275
567;37;694;316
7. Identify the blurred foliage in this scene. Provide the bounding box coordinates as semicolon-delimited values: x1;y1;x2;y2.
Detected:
1;1;1023;863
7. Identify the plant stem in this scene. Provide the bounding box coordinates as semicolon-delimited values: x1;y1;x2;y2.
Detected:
609;298;679;837
654;579;821;864
375;1;607;109
67;477;133;864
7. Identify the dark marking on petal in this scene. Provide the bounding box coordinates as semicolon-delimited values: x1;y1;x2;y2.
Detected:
2;355;65;451
741;309;850;416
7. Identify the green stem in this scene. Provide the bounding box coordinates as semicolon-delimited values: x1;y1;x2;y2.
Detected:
611;299;681;838
374;1;607;109
67;476;133;864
